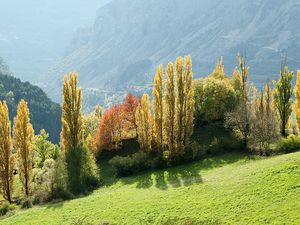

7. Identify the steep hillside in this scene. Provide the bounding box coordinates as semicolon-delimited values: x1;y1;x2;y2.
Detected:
0;58;61;143
2;152;299;224
45;0;300;107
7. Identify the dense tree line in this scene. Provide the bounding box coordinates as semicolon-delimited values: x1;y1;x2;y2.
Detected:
0;53;299;208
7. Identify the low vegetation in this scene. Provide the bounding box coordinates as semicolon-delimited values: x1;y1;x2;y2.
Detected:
1;152;299;224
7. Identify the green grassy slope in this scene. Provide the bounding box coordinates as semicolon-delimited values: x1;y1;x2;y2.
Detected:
2;152;300;225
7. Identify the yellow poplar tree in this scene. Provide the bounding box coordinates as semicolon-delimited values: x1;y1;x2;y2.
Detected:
0;101;14;203
174;56;195;153
163;62;176;153
294;70;300;130
14;99;34;196
175;56;185;153
152;64;164;152
136;94;152;152
61;72;84;152
183;55;195;146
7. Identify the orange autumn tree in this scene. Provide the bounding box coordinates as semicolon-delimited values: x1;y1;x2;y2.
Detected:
96;104;124;150
122;93;141;134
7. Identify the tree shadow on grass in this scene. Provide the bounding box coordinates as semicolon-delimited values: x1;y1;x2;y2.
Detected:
155;172;168;190
135;173;153;189
101;152;250;190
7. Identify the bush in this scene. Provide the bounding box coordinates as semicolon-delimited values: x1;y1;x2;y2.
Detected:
33;159;55;203
109;151;156;177
278;134;300;153
21;198;33;209
194;76;238;124
51;153;70;199
183;141;207;162
0;202;15;216
66;143;99;194
33;154;73;204
207;137;243;155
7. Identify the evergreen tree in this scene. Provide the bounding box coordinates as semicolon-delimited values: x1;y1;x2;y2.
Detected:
61;73;84;152
152;64;164;152
273;65;293;137
13;99;34;196
0;101;14;203
136;94;152;152
163;63;176;153
294;70;300;130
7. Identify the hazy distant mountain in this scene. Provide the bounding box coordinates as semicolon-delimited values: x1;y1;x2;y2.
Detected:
45;0;300;108
0;0;110;82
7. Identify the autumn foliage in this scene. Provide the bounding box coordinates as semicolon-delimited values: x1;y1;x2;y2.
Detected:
122;94;141;133
95;93;140;151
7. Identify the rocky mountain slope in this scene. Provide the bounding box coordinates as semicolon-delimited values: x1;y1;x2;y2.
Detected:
45;0;300;108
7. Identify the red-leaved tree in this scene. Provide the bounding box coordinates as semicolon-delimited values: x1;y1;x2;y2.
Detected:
122;93;141;133
96;104;124;150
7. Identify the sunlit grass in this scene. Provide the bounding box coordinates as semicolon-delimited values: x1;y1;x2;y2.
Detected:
1;152;300;224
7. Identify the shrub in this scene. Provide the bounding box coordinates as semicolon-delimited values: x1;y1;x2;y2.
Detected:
207;137;242;155
194;76;238;124
51;153;70;199
33;154;73;204
183;141;207;162
66;143;99;194
0;202;15;216
21;198;33;209
278;134;300;153
33;159;55;203
109;151;154;177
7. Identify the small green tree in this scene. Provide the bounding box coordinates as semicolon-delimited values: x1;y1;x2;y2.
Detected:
32;129;59;168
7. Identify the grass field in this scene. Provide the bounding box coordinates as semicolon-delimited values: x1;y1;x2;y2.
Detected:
1;151;300;225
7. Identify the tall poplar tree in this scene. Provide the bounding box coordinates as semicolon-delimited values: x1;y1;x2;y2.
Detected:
136;94;152;152
61;73;97;194
14;99;34;196
174;57;185;153
163;63;176;153
174;56;195;153
152;64;164;152
0;101;14;203
273;65;293;137
294;70;300;130
183;55;195;146
61;72;84;152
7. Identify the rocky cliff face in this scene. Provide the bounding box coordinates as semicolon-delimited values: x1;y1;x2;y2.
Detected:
46;0;300;108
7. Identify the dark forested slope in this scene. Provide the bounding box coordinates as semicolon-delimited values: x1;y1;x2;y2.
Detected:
0;58;61;143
